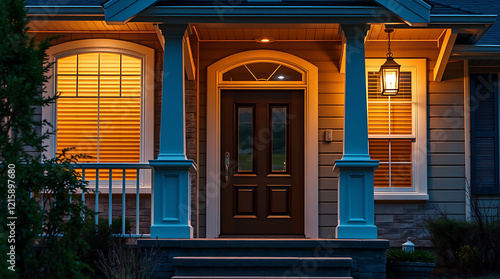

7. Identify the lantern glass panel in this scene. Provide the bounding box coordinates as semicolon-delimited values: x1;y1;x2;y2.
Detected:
381;67;400;96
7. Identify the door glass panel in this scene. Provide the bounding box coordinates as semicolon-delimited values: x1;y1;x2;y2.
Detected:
271;106;287;172
238;107;253;172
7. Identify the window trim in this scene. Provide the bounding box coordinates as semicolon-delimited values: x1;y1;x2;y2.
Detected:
43;39;155;188
366;59;428;200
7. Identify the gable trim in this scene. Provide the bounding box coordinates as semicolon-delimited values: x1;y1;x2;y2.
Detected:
371;0;430;26
104;0;159;23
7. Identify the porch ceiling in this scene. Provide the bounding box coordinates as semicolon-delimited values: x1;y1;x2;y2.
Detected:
193;23;445;42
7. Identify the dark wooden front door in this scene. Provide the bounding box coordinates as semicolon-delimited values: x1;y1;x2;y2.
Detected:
220;90;304;236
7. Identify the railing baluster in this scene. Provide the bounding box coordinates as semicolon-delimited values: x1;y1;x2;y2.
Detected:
55;163;153;237
82;169;86;219
68;165;72;220
122;169;126;235
109;169;112;227
136;169;140;235
36;163;151;238
68;189;72;220
95;169;99;226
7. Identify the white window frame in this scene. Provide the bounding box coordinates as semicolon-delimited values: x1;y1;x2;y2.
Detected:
43;39;155;192
366;59;428;200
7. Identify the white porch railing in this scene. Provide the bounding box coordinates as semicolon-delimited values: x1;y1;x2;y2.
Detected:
76;163;152;238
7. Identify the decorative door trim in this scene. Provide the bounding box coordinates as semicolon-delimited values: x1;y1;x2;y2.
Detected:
206;50;318;238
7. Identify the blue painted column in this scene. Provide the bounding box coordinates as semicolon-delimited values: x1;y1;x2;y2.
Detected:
334;25;379;239
150;24;195;239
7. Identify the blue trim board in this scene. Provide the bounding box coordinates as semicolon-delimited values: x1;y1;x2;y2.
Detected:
372;0;430;26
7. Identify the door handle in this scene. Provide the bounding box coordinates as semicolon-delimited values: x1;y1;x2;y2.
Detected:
225;152;230;182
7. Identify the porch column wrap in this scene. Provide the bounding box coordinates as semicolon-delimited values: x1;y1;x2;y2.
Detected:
158;24;188;160
334;25;379;239
342;25;370;160
150;24;195;239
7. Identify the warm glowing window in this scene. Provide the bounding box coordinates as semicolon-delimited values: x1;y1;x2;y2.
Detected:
56;53;142;179
368;71;413;188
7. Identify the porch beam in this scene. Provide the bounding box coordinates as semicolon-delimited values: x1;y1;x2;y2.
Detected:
154;24;196;81
433;29;458;82
154;24;165;50
334;25;378;239
150;24;195;239
339;40;346;74
133;6;401;24
184;34;196;81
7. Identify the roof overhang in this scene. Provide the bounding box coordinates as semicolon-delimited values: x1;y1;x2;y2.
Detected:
452;45;500;58
102;0;430;25
386;14;497;44
130;6;402;24
370;0;430;27
26;6;104;20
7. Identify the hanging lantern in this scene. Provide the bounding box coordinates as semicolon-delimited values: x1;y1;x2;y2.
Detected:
380;29;401;96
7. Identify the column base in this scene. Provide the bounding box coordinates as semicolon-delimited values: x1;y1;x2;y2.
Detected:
335;159;379;240
336;224;378;239
151;224;193;239
149;159;195;239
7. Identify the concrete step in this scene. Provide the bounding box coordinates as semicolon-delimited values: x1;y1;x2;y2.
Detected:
172;256;352;277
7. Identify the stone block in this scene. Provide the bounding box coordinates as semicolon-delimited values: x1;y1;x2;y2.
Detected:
376;215;394;223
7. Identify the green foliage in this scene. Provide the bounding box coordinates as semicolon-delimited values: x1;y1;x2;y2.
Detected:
457;245;479;272
109;216;133;235
80;218;128;278
96;240;162;279
0;0;92;278
386;249;437;264
13;153;93;279
427;215;500;275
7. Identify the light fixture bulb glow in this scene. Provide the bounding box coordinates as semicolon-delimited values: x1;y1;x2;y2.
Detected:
384;70;397;89
277;75;285;80
256;37;274;43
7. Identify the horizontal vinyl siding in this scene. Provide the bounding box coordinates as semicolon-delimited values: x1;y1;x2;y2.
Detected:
198;41;342;238
375;60;467;247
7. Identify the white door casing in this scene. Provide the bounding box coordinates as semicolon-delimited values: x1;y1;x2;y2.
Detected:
206;49;319;238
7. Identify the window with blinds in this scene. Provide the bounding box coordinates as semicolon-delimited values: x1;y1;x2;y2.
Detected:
56;53;142;180
368;71;413;188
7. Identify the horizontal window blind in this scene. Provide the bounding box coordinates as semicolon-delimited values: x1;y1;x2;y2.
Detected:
368;71;413;188
56;53;142;180
368;71;412;135
370;139;412;188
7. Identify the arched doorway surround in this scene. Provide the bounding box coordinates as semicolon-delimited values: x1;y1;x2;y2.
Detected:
206;50;319;238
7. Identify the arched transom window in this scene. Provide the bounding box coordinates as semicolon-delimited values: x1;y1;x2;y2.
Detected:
222;62;303;82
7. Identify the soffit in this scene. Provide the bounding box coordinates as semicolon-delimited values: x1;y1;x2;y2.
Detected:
28;20;156;33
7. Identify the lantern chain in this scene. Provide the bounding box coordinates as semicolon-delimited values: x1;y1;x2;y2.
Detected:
385;29;394;58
